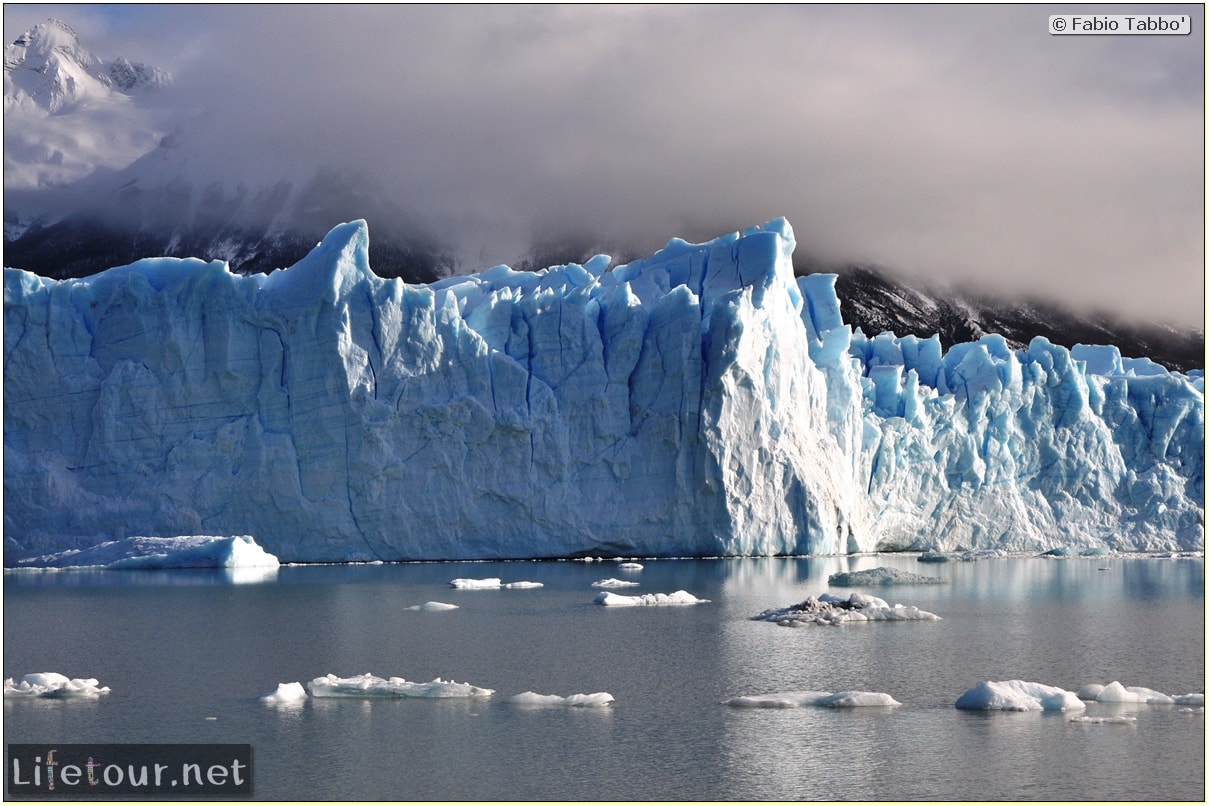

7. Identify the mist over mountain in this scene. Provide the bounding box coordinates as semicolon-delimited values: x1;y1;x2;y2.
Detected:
818;264;1203;375
516;239;1204;374
3;18;454;282
3;16;1203;373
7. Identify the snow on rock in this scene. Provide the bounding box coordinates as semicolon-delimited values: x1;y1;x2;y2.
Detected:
4;673;110;699
828;567;947;586
5;535;278;570
955;680;1086;711
504;691;615;707
752;592;941;626
449;578;542;589
259;682;308;704
4;218;1203;563
725;690;901;708
1077;681;1204;706
593;590;709;606
591;578;641;588
406;601;460;611
306;673;494;699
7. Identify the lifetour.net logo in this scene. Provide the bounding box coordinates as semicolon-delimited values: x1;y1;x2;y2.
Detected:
7;744;252;797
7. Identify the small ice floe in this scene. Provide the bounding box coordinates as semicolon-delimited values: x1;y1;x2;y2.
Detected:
449;578;543;589
725;690;901;708
307;673;494;699
1040;546;1113;559
1068;715;1137;725
7;535;279;571
917;549;1005;564
593;590;708;606
1077;682;1204;706
617;562;644;571
504;691;615;707
955;680;1085;712
1179;707;1205;714
827;567;946;586
4;673;111;699
405;601;460;611
259;682;308;704
591;578;640;588
752;593;940;626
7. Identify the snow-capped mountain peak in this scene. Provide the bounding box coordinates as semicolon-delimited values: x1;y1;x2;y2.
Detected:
105;55;173;93
4;19;177;189
4;18;172;114
6;18;105;113
6;18;91;67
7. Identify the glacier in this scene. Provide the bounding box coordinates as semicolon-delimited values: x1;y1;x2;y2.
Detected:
3;218;1203;563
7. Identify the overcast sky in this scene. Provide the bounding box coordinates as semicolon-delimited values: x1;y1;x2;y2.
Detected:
4;4;1205;328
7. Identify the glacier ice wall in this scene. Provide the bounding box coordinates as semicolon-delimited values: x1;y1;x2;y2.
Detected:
4;219;1203;562
799;277;1204;552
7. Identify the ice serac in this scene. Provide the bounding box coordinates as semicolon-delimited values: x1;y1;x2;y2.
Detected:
4;218;1204;563
798;278;1205;551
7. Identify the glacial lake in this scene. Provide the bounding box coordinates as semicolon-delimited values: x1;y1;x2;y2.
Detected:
4;553;1204;801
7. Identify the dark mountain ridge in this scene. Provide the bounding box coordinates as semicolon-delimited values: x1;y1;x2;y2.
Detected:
820;263;1203;375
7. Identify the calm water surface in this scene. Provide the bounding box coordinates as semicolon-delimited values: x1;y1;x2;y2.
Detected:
4;555;1204;801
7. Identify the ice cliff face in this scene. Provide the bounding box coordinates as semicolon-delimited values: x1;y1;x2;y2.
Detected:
4;220;1203;562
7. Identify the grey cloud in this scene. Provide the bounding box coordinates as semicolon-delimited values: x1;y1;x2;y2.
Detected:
5;3;1204;327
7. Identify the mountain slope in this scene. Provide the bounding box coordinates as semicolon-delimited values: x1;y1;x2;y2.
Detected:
3;19;454;282
819;265;1203;375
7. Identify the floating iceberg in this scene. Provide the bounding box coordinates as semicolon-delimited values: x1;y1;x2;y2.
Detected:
917;550;1009;564
1068;715;1137;725
827;567;946;586
306;673;494;699
4;218;1203;563
591;578;641;588
617;563;644;571
5;535;279;570
725;690;901;708
449;578;542;589
504;691;615;707
592;590;709;606
1039;546;1114;558
752;592;941;626
1077;682;1204;706
405;601;460;611
260;682;308;704
955;680;1085;712
4;673;110;699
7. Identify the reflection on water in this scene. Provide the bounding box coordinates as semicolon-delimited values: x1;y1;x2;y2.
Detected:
3;554;1203;801
4;565;279;587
